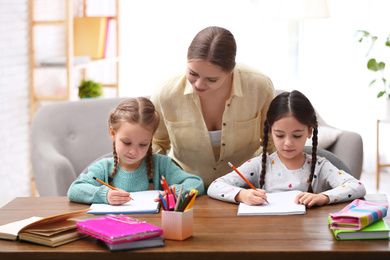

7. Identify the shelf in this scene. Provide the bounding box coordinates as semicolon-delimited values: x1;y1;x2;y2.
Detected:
34;95;69;101
29;0;120;119
73;57;120;69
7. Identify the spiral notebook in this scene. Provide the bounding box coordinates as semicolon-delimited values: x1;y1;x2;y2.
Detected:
237;190;306;216
77;215;163;244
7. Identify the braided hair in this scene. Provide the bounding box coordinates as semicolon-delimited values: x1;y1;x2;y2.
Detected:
108;97;160;189
260;90;318;192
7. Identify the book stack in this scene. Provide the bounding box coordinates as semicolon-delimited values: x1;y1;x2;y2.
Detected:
328;199;390;240
74;17;116;59
0;209;89;247
76;215;164;251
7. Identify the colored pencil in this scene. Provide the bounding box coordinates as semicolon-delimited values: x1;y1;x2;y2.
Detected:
228;162;269;204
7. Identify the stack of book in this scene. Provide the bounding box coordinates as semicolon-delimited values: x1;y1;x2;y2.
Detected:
0;209;89;247
76;214;164;251
328;199;390;240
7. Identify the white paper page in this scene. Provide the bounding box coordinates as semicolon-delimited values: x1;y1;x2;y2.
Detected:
88;190;160;214
238;190;306;216
0;216;42;240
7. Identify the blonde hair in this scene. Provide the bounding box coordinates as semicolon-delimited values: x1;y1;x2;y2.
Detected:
108;97;160;188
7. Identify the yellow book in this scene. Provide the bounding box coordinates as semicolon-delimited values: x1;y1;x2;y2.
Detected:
74;17;107;59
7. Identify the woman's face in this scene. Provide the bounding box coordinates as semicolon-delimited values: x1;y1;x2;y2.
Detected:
186;60;232;97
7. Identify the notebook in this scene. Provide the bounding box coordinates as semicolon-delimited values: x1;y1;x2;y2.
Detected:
88;190;160;214
77;215;163;244
0;209;88;247
103;236;164;251
237;190;306;216
329;199;388;230
328;217;390;240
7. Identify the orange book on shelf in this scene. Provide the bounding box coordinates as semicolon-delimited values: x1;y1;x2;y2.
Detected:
74;17;107;59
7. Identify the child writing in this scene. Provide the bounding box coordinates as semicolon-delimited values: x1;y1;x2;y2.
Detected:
68;97;204;205
207;90;366;208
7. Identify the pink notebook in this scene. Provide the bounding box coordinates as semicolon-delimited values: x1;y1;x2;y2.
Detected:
329;199;388;230
76;215;163;244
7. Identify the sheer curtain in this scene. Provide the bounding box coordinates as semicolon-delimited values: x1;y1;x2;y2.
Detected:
119;0;390;174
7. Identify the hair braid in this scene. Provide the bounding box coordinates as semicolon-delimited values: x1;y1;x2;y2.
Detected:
307;126;318;192
146;142;154;190
109;140;119;186
260;120;269;189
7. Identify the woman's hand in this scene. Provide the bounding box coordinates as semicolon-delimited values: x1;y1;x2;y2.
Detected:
295;192;330;208
235;189;268;205
107;189;131;205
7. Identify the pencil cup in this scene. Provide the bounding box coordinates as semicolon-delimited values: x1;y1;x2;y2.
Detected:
162;209;193;241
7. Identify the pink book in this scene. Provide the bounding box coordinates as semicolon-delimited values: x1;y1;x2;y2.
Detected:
76;215;163;244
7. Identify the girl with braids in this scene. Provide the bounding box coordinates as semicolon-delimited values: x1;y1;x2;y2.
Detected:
208;90;365;208
68;98;204;205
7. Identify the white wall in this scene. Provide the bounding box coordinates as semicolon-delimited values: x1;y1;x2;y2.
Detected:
0;0;30;207
119;0;390;174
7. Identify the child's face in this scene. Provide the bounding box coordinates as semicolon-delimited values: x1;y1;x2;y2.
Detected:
110;122;153;172
271;114;312;162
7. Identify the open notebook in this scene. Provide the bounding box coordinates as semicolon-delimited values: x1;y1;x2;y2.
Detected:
88;190;160;214
238;190;306;216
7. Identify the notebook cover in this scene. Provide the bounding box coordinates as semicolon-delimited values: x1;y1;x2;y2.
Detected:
329;199;388;230
76;215;163;244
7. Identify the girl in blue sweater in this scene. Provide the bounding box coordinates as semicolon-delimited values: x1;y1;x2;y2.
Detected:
68;97;204;205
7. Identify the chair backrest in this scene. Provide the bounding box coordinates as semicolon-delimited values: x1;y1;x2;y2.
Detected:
303;146;351;174
31;97;125;196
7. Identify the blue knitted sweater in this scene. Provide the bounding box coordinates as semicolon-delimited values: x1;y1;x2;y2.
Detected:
67;154;204;204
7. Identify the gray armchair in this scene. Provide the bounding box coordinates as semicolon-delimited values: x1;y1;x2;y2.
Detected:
30;98;125;196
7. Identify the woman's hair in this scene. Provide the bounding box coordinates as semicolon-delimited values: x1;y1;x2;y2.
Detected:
187;26;236;72
108;97;160;187
260;90;318;192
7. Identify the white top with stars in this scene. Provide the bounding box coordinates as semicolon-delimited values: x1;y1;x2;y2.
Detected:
207;152;366;204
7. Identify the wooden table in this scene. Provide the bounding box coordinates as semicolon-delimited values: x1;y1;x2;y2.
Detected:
0;195;389;260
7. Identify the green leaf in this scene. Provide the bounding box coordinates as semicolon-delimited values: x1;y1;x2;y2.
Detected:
377;91;386;98
367;59;379;71
369;79;377;87
378;62;386;70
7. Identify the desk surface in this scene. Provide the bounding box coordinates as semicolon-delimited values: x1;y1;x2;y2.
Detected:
0;194;389;260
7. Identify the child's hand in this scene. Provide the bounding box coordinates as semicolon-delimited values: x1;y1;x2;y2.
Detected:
107;189;132;205
154;191;167;202
294;192;330;208
235;189;268;205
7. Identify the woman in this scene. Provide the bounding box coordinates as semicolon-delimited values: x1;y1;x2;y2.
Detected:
151;26;275;188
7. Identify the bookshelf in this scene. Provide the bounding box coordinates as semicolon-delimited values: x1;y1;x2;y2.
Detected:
29;0;120;119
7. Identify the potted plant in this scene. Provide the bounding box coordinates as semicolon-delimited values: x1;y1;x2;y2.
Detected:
356;30;390;119
78;79;103;99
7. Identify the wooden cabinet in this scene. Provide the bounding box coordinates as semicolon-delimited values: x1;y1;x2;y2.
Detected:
29;0;119;119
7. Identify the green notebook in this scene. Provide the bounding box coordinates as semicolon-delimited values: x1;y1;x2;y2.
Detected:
328;216;390;240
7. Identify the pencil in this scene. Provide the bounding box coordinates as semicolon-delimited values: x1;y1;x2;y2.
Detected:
93;177;134;201
228;162;269;204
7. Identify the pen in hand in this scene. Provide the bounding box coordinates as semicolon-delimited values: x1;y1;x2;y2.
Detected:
93;177;134;201
228;162;269;204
